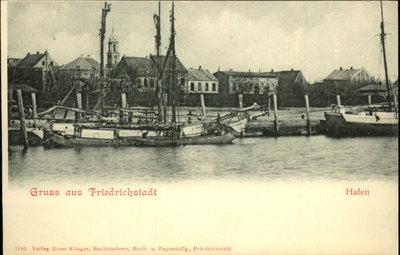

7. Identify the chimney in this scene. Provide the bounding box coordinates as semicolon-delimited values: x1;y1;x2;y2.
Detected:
259;69;261;73
350;66;353;70
27;52;30;56
230;68;233;72
199;66;201;70
217;66;220;71
36;51;39;54
291;68;294;71
340;67;342;70
248;69;251;72
271;69;274;73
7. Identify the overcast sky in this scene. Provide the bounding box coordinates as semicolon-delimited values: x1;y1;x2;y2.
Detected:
7;1;399;82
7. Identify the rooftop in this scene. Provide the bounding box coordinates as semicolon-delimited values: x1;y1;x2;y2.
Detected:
324;67;363;81
17;52;46;67
187;67;217;81
61;55;100;71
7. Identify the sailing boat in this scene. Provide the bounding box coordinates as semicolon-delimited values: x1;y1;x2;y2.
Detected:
323;1;398;137
43;2;235;148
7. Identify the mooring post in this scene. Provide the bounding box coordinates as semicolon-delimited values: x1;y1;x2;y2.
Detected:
393;95;398;117
86;88;90;110
17;89;29;149
31;92;38;118
200;94;206;120
336;94;341;106
239;93;243;109
267;95;271;116
76;92;83;119
121;93;127;108
305;94;311;136
368;94;372;105
273;94;279;131
76;92;82;109
8;89;13;125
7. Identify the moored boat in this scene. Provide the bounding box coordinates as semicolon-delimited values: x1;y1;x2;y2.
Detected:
323;2;398;137
324;104;398;137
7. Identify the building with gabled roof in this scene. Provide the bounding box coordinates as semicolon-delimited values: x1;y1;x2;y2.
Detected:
12;51;58;90
324;67;374;84
186;67;218;94
60;55;100;79
112;55;187;91
214;69;279;95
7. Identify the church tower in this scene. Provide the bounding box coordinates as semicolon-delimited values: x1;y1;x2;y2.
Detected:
107;29;120;69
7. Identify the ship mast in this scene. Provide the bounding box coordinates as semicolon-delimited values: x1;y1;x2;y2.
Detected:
154;1;163;123
379;1;392;110
100;2;111;78
169;1;177;124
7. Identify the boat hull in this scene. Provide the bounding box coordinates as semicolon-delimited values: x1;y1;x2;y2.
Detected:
43;132;235;148
324;112;398;137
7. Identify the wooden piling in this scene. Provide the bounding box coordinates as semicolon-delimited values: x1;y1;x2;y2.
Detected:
273;94;279;131
239;93;243;109
304;94;311;135
121;93;127;108
76;93;82;108
31;92;38;118
336;94;341;106
393;95;398;117
267;96;271;116
200;94;206;119
17;89;29;149
8;89;13;125
368;94;372;105
86;90;90;110
76;92;83;119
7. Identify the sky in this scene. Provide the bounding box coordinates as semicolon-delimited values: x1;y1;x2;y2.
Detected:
6;1;399;82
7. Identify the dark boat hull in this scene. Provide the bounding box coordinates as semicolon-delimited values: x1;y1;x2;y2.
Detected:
43;132;235;148
8;128;44;146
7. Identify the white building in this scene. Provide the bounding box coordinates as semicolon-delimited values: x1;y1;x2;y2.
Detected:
186;67;218;94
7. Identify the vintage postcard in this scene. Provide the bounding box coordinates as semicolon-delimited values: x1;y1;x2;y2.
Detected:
2;1;398;254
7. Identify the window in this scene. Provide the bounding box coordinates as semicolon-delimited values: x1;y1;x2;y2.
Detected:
212;83;216;91
254;85;260;94
144;79;148;87
42;61;45;66
198;82;202;91
232;83;237;92
180;78;185;86
50;61;54;66
205;83;209;91
190;82;195;91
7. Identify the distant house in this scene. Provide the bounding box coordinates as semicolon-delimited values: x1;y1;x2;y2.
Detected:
7;58;23;83
213;70;278;95
59;55;100;79
8;58;22;67
323;67;374;85
186;67;218;94
357;81;398;98
13;51;59;90
112;55;187;91
256;69;309;106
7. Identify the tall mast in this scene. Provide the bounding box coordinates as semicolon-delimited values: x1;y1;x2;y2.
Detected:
169;1;177;124
100;2;111;78
154;1;163;123
379;1;392;110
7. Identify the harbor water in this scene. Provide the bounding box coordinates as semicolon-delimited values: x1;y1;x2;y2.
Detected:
8;135;398;187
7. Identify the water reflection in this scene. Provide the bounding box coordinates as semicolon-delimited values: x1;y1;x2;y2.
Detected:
8;136;398;187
